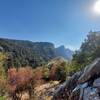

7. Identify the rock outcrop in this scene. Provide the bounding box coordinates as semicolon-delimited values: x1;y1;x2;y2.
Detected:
53;58;100;100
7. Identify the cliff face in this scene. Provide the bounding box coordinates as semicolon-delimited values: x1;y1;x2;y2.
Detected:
53;58;100;100
56;45;73;60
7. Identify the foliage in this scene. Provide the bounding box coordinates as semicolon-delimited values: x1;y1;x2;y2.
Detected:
33;67;45;86
0;52;8;96
0;38;56;68
55;62;67;82
42;66;50;81
7;67;34;100
0;96;6;100
72;31;100;71
49;58;69;82
0;52;7;78
0;79;7;97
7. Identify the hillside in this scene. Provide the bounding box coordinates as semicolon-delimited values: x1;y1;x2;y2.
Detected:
0;38;56;68
0;38;74;68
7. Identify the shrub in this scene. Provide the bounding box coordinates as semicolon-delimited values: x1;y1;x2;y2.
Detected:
42;66;50;81
7;67;34;100
0;53;8;96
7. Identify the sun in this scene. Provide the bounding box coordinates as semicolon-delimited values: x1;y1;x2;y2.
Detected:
94;0;100;15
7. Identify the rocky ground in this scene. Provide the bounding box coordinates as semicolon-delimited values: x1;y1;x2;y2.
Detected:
53;58;100;100
34;81;59;100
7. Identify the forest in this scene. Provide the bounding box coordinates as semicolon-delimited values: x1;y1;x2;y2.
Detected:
0;38;57;68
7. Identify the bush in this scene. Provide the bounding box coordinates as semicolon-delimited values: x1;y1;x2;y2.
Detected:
0;52;8;96
0;96;6;100
42;66;50;81
0;79;7;96
55;62;68;82
8;67;34;100
50;61;68;82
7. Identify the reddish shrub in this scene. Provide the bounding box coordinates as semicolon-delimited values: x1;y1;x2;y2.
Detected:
8;67;34;100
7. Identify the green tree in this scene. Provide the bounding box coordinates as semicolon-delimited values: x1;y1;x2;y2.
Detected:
42;66;50;81
0;52;8;96
73;31;100;71
55;61;68;82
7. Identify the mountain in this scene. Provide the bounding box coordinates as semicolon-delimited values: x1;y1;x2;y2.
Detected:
0;38;56;68
56;45;73;60
0;38;73;68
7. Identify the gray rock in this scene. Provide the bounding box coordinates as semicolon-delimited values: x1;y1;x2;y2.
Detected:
73;82;88;92
70;83;100;100
78;58;100;84
0;46;3;51
69;89;80;100
53;58;100;100
83;87;100;100
93;78;100;89
53;72;82;100
70;82;88;100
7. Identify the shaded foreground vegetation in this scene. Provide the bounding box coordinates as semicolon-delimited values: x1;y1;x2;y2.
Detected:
0;96;6;100
0;31;100;99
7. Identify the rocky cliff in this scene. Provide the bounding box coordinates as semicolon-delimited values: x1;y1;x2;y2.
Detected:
53;58;100;100
56;45;73;60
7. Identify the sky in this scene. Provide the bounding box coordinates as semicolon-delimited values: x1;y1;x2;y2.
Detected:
0;0;100;50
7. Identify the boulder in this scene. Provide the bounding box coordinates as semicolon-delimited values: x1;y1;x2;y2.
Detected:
93;78;100;89
69;82;88;100
69;88;80;100
83;87;100;100
53;72;82;100
78;58;100;83
70;83;100;100
53;58;100;100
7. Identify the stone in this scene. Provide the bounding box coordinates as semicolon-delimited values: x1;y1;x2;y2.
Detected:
53;72;82;100
73;82;88;92
69;82;88;100
53;58;100;100
93;78;100;89
83;87;100;100
69;89;80;100
78;58;100;84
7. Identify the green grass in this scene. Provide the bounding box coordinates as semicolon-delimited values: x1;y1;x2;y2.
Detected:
0;96;6;100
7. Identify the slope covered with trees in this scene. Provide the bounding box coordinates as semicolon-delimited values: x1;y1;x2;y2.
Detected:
0;38;56;68
72;31;100;71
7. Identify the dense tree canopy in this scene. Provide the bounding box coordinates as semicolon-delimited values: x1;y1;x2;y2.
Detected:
0;52;8;96
73;31;100;71
0;38;56;68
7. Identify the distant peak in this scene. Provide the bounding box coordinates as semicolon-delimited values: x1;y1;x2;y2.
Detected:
57;45;65;49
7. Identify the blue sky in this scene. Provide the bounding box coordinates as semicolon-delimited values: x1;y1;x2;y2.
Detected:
0;0;100;50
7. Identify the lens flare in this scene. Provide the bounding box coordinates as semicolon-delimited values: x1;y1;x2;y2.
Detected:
94;0;100;15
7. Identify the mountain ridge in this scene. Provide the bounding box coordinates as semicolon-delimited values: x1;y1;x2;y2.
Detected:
0;38;73;68
56;45;73;60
